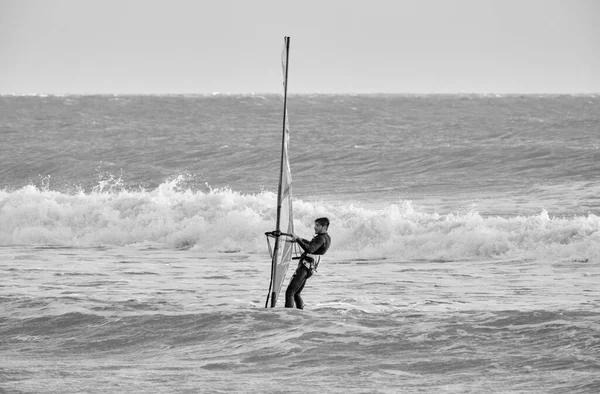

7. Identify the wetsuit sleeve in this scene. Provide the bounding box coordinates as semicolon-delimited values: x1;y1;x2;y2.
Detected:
296;236;325;254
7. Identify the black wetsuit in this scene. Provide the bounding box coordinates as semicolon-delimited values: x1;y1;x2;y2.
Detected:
285;232;331;309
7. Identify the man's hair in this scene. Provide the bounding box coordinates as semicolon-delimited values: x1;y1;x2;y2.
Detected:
315;217;330;228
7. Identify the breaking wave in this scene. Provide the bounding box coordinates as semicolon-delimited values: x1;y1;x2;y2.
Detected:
1;178;599;262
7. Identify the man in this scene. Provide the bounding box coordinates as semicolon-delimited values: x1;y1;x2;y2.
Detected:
285;217;331;309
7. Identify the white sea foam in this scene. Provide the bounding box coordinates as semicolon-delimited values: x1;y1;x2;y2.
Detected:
2;180;598;262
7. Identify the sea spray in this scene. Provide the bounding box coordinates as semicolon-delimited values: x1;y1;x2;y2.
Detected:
2;181;598;261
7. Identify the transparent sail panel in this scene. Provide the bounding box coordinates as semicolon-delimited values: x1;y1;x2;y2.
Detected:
266;36;294;307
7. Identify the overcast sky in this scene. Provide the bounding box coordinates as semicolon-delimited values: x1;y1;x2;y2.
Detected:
1;0;599;94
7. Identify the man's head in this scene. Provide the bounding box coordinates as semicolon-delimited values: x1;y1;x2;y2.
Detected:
314;217;330;233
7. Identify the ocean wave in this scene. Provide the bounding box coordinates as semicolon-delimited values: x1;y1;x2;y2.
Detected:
1;179;599;261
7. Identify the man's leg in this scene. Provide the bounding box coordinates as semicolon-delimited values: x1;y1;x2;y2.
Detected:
293;278;307;309
285;267;308;308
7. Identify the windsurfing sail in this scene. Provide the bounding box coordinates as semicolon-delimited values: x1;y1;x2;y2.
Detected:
265;36;295;308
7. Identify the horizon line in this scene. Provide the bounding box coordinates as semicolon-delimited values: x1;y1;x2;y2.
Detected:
2;92;599;97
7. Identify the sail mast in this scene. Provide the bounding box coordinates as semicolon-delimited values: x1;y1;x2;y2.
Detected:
265;36;291;308
275;36;291;235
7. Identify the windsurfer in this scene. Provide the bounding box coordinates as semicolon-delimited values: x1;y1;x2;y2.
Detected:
285;217;331;309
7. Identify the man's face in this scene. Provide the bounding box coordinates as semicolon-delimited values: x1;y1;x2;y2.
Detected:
314;222;325;233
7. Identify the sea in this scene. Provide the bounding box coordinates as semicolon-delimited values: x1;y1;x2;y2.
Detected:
1;94;599;393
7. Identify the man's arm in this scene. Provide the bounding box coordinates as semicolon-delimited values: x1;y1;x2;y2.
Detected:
295;235;325;254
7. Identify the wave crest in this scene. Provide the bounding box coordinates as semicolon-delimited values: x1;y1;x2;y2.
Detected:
1;180;599;261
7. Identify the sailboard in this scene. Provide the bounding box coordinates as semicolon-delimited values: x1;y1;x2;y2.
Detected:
265;36;296;308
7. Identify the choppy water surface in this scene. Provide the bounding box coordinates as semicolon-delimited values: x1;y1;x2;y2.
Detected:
1;246;599;393
1;94;599;392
